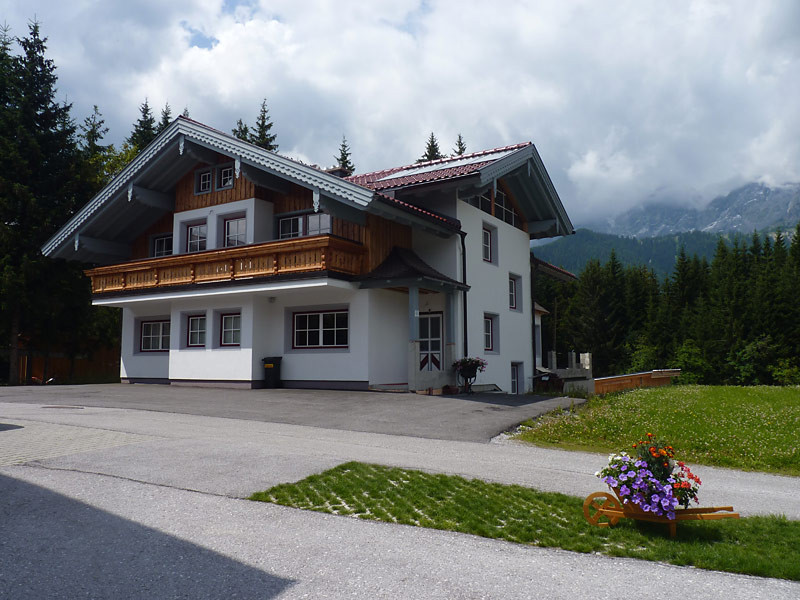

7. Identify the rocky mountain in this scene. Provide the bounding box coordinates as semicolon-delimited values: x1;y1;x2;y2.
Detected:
589;182;800;238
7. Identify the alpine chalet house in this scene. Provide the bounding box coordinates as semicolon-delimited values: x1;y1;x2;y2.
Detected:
43;117;573;392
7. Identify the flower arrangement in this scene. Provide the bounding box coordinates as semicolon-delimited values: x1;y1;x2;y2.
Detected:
452;357;488;376
596;433;702;520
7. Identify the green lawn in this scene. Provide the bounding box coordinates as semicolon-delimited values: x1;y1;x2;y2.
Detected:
250;462;800;581
514;385;800;476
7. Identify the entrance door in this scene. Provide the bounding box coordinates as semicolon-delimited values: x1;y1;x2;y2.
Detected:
419;313;442;371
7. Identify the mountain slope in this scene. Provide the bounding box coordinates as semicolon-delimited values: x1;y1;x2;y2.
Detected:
533;229;730;277
590;182;800;238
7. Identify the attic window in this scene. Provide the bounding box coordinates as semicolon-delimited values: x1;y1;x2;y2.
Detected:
195;169;212;194
217;165;234;190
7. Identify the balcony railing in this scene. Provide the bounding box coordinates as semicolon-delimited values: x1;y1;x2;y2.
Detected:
86;235;365;294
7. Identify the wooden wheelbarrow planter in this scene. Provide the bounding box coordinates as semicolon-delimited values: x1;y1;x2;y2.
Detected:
583;489;739;537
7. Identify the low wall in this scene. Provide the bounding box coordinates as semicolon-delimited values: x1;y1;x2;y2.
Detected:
594;369;681;395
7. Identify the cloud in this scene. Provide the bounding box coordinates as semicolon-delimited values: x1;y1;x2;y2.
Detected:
5;0;799;226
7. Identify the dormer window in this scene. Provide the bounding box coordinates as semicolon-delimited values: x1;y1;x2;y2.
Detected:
195;169;212;194
217;165;234;190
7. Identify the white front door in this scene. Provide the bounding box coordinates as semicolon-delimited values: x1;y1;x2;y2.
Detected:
419;313;442;371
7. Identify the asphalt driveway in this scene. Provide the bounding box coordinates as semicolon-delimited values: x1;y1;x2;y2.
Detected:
0;384;580;442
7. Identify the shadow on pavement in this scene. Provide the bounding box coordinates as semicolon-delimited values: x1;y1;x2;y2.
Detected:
441;393;558;407
0;423;23;432
0;474;294;599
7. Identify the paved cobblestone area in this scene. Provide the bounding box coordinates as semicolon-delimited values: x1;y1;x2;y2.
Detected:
0;418;157;466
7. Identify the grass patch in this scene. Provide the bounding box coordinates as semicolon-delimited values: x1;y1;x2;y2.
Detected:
514;385;800;476
251;462;800;581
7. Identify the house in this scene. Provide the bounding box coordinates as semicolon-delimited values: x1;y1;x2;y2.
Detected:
42;117;574;392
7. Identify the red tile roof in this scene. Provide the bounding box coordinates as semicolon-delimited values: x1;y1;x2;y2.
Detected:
531;255;577;281
347;142;531;191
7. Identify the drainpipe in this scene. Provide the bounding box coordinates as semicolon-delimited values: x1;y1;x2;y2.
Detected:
459;230;468;356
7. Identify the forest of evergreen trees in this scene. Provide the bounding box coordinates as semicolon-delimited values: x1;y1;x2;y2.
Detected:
535;228;800;384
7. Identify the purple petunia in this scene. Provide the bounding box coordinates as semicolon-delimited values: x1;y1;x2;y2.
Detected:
619;485;631;496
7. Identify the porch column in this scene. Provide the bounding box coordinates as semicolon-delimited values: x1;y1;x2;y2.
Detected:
445;290;456;384
407;285;419;391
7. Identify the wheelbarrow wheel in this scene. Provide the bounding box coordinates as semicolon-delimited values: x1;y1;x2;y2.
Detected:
583;492;622;527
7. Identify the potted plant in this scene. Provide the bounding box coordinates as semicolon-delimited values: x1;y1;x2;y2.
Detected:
452;357;487;393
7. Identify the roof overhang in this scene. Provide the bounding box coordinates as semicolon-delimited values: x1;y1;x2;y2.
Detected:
456;145;575;240
42;117;376;262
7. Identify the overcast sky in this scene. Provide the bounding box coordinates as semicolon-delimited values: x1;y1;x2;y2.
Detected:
4;0;799;225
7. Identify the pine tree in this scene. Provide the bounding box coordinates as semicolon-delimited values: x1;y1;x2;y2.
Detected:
418;132;443;162
0;21;82;384
334;135;355;176
249;98;278;151
181;106;190;118
127;98;157;151
232;118;250;141
453;133;467;156
157;102;172;134
78;105;111;195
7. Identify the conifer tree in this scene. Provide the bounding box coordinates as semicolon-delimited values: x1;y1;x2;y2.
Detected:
249;98;278;151
0;22;82;384
453;133;467;156
232;118;250;141
127;98;157;150
418;132;444;162
157;102;172;134
181;106;190;118
78;105;111;195
334;135;355;176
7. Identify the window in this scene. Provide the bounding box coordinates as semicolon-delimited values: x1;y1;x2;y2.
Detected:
140;320;170;352
294;310;348;348
482;228;492;262
195;169;212;194
152;234;173;257
217;165;234;190
511;363;521;394
279;216;302;239
307;213;331;236
494;189;518;227
509;277;517;309
224;217;246;247
187;223;207;252
465;192;491;214
220;313;241;346
187;315;206;347
483;316;494;351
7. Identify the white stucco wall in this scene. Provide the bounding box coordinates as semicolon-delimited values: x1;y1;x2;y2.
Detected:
367;289;409;386
168;296;255;381
120;305;172;380
173;197;271;255
456;201;534;392
250;284;370;385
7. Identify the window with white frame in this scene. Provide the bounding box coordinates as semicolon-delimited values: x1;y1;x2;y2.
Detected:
482;228;492;262
186;223;207;252
195;169;212;194
294;310;348;348
220;313;241;346
187;315;206;347
140;320;170;352
224;217;246;247
216;165;234;190
279;216;303;239
307;213;331;236
483;314;495;351
465;192;492;214
152;234;173;257
509;276;517;309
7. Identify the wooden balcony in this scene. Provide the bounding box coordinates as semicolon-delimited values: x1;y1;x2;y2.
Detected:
86;235;366;294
